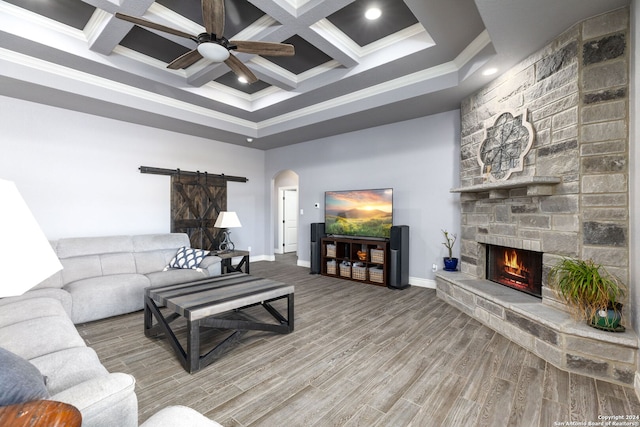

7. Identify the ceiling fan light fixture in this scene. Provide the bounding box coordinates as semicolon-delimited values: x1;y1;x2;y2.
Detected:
197;42;230;62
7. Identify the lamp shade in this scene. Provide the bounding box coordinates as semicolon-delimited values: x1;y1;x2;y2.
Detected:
214;211;242;228
0;179;63;297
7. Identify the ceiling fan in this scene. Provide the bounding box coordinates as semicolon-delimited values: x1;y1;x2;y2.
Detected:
115;0;294;84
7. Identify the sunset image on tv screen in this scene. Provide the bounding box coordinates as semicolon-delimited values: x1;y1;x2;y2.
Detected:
325;189;393;239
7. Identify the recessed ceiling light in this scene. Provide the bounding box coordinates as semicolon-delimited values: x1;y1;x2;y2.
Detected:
238;76;248;84
365;7;382;20
246;137;254;143
482;67;498;76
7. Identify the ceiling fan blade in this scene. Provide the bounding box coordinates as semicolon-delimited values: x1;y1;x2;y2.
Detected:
115;13;195;40
224;54;258;84
167;49;203;69
202;0;225;36
230;40;295;56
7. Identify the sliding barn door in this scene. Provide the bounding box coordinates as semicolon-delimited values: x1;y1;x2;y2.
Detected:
170;174;226;251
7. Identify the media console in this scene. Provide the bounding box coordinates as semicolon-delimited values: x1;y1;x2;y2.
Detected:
312;224;409;289
321;236;389;286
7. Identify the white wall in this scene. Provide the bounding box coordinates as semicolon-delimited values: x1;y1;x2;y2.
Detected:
0;96;267;255
265;110;461;286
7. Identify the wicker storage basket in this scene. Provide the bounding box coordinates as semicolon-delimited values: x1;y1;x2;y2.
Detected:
326;260;336;275
339;263;351;278
326;244;336;258
370;249;384;264
369;267;384;283
352;265;367;280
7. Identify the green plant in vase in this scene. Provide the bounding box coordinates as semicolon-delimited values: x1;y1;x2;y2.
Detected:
442;229;458;271
548;258;626;331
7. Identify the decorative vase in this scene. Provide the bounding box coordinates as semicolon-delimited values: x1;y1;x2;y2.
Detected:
590;303;623;331
443;257;458;272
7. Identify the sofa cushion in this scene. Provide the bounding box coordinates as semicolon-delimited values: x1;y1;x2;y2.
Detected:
0;315;86;360
30;347;108;395
166;247;210;270
0;289;72;318
61;255;102;285
0;296;69;328
146;268;209;288
56;235;134;258
99;252;137;275
132;233;190;252
134;250;176;275
52;372;138;427
0;347;50;405
66;274;150;324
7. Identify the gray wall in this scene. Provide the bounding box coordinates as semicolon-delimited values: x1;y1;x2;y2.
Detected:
265;111;461;286
0;96;267;255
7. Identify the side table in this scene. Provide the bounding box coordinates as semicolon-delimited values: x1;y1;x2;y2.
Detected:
214;249;250;274
0;400;82;427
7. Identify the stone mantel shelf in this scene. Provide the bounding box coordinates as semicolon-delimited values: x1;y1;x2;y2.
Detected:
450;176;561;198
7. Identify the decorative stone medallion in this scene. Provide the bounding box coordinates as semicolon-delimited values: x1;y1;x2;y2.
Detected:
477;110;535;181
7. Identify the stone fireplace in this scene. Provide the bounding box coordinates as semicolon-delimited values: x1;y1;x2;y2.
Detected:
435;7;636;386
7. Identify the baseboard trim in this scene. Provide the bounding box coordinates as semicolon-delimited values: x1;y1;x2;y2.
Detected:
248;254;273;262
259;259;436;288
297;259;310;268
409;277;436;289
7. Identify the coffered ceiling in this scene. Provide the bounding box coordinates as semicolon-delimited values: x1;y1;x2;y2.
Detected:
0;0;629;149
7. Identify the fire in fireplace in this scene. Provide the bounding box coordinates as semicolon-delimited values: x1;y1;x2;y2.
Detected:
486;245;542;298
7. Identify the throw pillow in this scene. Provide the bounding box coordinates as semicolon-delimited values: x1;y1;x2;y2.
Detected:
0;347;50;406
166;246;210;270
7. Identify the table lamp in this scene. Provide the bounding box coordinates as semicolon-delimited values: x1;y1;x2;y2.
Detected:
0;179;63;297
214;211;242;252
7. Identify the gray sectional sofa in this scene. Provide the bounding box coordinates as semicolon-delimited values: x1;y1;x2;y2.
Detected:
0;233;223;426
34;233;222;324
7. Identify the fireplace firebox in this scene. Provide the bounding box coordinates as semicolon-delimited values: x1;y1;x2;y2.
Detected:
486;245;542;298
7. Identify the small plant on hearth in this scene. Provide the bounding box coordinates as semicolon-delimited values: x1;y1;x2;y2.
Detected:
548;257;626;331
441;229;458;272
442;229;456;259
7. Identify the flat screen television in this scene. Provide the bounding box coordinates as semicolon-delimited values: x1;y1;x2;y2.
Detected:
324;188;393;239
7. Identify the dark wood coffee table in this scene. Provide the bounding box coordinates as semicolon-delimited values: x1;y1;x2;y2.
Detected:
144;272;294;373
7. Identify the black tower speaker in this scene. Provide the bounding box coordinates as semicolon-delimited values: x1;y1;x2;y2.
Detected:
310;223;325;274
388;225;410;289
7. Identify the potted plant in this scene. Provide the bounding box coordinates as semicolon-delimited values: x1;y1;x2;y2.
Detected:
548;258;626;331
442;229;458;271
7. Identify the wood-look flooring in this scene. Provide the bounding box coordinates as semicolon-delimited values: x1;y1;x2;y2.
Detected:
77;255;640;426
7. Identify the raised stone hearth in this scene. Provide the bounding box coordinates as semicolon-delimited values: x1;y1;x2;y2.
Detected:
436;271;637;385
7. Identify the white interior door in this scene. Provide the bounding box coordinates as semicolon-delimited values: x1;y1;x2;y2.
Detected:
283;189;298;253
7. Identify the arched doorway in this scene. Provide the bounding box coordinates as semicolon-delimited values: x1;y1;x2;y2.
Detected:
273;170;299;255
